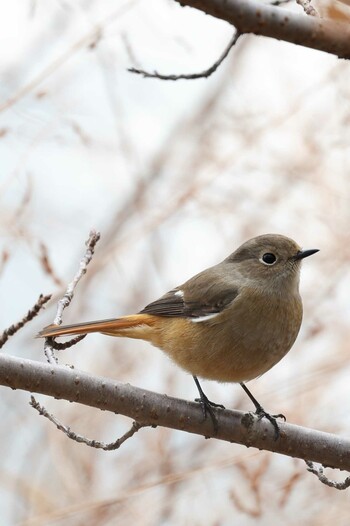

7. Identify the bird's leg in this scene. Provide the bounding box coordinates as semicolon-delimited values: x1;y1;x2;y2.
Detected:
193;375;225;434
240;382;286;440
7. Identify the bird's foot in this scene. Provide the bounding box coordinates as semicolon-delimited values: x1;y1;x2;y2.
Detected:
192;375;225;434
254;405;286;440
194;392;225;435
239;383;285;440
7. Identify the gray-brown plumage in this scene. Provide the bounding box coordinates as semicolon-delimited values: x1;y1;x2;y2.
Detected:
38;234;318;384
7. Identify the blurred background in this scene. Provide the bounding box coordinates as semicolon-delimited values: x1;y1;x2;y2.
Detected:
1;0;350;524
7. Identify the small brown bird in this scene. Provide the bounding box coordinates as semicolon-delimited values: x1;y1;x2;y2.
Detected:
38;234;318;436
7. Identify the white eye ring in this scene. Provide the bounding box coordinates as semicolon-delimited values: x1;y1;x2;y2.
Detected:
260;253;277;265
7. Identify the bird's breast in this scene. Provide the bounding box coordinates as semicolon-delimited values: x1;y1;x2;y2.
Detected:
151;288;303;383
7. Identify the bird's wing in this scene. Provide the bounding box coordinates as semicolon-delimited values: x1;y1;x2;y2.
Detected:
139;265;239;319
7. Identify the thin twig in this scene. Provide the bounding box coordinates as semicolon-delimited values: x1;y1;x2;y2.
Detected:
47;334;87;350
53;230;100;326
270;0;291;5
305;461;350;490
128;30;241;81
44;339;58;365
30;396;147;450
37;230;119;450
296;0;319;16
44;230;100;364
0;294;51;350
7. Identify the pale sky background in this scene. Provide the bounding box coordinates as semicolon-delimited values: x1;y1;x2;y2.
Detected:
1;1;350;524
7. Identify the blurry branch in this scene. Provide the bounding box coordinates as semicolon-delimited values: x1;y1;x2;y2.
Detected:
0;249;10;277
0;28;100;114
128;30;241;81
0;2;138;114
229;455;269;516
30;396;148;450
0;294;51;350
38;242;64;288
175;0;350;59
270;0;291;5
1;352;350;474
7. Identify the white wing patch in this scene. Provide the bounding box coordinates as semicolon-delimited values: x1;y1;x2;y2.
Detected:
175;290;184;298
191;312;220;323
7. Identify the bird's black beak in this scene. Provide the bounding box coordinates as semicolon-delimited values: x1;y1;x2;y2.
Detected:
294;248;319;260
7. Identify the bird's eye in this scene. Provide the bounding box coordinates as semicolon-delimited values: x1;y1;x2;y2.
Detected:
261;253;277;265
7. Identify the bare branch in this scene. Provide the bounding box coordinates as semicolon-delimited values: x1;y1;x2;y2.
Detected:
30;396;147;450
36;230;106;450
43;230;100;364
305;461;350;490
2;353;350;473
44;339;58;365
270;0;291;5
128;30;241;81
0;294;51;350
175;0;350;59
46;334;87;350
53;230;100;326
296;0;319;16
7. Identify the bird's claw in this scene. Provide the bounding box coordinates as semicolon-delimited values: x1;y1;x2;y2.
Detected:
195;394;225;434
255;406;286;440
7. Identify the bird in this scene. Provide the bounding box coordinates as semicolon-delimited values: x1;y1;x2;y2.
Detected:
37;234;319;437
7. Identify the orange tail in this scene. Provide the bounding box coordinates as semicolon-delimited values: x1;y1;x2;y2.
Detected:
36;314;157;339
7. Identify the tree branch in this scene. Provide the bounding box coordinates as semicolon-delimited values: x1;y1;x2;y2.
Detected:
174;0;350;59
53;230;100;326
30;396;148;450
2;352;350;471
296;0;319;17
305;460;350;489
128;30;241;81
43;230;99;364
